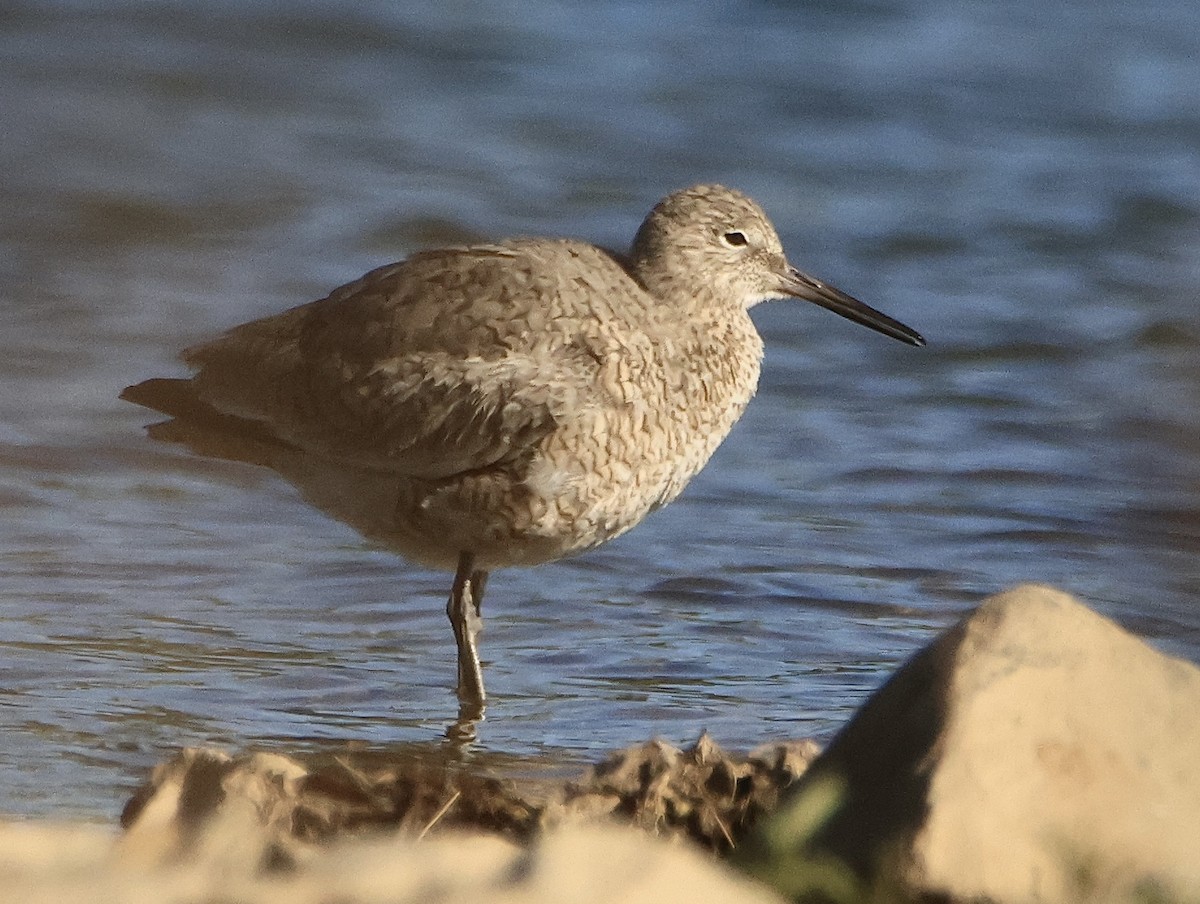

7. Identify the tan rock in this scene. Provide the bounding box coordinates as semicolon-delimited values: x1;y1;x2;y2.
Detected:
742;584;1200;902
291;825;786;904
0;820;783;904
497;825;786;904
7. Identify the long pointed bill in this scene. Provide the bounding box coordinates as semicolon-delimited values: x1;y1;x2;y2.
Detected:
780;266;925;347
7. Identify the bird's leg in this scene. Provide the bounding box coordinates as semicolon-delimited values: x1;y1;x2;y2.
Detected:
448;551;487;707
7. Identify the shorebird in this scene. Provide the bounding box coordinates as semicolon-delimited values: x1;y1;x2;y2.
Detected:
122;184;924;714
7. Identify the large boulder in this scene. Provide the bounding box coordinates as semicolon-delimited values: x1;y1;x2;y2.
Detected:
741;584;1200;902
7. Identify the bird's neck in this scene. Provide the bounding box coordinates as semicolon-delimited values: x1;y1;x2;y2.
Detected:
676;307;764;414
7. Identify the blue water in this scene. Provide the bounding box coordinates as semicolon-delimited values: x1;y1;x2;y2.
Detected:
2;0;1199;819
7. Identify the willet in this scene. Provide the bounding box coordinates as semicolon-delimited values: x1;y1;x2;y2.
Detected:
122;184;924;716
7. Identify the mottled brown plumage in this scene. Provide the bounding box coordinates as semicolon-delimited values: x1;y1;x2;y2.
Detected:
122;184;924;712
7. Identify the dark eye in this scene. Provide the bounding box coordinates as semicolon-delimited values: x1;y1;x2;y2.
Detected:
722;230;748;247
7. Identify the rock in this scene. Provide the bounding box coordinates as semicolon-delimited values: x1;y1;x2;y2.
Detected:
0;820;784;904
740;584;1200;902
502;825;787;904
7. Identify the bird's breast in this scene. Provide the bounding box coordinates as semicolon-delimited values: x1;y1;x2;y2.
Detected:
517;315;765;551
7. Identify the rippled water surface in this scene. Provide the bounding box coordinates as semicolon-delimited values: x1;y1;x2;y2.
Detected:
3;0;1200;819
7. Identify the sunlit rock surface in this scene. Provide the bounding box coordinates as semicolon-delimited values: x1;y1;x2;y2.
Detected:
744;584;1200;902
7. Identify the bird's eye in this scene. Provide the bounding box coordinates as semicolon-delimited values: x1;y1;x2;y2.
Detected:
722;230;748;248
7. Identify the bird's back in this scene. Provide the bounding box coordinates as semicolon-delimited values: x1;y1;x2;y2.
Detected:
179;240;644;474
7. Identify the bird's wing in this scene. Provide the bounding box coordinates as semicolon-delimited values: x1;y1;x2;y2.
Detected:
181;244;616;479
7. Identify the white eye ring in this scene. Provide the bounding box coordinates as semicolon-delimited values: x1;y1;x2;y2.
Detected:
721;230;749;248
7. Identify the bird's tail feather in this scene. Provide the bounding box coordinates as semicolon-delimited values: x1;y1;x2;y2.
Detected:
121;377;293;470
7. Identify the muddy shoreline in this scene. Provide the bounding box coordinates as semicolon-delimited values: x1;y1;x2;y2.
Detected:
120;732;820;855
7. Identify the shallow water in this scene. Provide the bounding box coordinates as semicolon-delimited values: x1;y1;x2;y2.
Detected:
2;0;1199;819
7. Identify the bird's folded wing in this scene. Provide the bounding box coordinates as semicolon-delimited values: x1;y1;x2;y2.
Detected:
181;246;611;479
